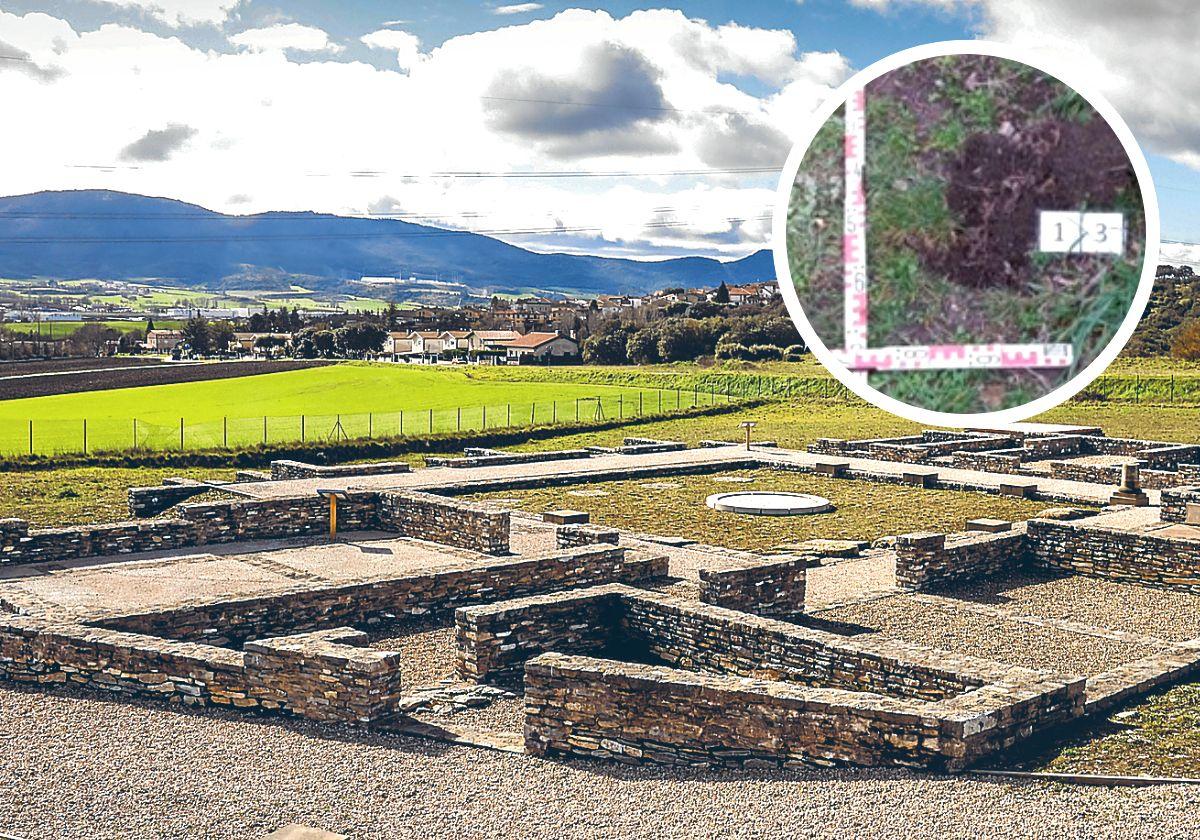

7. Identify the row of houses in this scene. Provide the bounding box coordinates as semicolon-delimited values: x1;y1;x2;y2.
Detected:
384;329;578;364
144;327;580;364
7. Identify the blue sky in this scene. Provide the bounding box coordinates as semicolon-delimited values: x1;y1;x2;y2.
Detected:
2;1;1197;259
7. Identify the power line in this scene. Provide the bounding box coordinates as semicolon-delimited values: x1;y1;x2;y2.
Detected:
63;164;779;178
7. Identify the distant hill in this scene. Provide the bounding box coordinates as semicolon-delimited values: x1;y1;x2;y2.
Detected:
0;190;774;297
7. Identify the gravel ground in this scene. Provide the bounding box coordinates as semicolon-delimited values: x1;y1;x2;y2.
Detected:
804;553;897;609
937;570;1200;642
816;594;1163;676
368;622;458;685
414;695;526;734
3;682;1199;840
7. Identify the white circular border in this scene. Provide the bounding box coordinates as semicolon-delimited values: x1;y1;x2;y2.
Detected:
772;40;1160;428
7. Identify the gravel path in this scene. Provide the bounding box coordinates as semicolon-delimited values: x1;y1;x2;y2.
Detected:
816;594;1163;676
368;622;458;685
2;682;1198;839
936;570;1200;643
414;695;526;734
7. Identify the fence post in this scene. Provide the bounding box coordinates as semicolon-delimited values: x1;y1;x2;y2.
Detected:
262;416;267;445
531;403;536;424
676;388;680;409
399;410;403;436
301;415;305;441
180;417;185;452
369;413;373;438
223;417;227;448
483;405;487;429
458;406;461;431
619;394;623;419
507;404;511;426
28;420;32;456
82;419;87;454
659;389;662;413
639;392;643;414
576;398;580;421
133;418;137;451
428;408;432;434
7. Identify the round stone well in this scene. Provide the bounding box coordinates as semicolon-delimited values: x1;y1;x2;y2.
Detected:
704;491;833;516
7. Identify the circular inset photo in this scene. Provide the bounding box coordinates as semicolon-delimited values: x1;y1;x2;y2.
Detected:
773;42;1158;424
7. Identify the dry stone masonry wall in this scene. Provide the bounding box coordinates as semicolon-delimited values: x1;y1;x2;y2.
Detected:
697;557;808;619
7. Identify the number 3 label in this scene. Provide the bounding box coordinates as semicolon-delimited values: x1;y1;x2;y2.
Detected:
1039;211;1125;255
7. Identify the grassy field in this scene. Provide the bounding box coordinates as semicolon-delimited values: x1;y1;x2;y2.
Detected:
466;468;1051;551
0;363;727;455
3;319;182;337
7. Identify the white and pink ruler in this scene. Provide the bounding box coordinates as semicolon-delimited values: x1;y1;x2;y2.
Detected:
837;89;1073;378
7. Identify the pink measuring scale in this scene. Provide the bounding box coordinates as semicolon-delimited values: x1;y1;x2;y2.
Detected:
837;88;1073;377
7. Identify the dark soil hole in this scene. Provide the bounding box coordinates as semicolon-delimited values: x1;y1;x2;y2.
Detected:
924;118;1135;287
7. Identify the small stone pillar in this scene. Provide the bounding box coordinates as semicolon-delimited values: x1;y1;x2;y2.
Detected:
1110;463;1150;507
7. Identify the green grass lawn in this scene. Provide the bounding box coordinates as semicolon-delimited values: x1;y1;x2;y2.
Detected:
465;468;1051;551
0;362;723;455
3;320;182;338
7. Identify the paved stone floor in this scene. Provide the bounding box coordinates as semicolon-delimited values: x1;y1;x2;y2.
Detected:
0;532;504;620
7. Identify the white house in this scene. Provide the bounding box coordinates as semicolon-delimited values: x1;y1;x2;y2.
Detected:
505;332;579;363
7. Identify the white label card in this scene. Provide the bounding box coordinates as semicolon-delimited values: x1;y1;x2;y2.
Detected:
1038;211;1125;255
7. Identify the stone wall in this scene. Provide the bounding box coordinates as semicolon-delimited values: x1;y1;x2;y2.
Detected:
269;460;411;480
555;523;619;549
620;591;981;700
100;546;661;647
423;449;591;469
0;614;402;724
455;587;622;684
697;557;807;619
1161;486;1200;523
1027;518;1200;592
127;484;212;518
895;528;1028;591
378;491;509;554
243;627;403;723
1;488;509;569
948;450;1024;474
523;648;1083;771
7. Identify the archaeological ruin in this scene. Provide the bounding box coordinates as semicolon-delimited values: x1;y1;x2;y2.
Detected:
5;428;1200;771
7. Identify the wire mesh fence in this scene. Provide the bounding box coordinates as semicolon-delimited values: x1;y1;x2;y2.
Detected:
1;386;738;456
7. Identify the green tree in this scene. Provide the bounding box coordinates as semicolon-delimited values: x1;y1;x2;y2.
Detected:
1171;319;1200;361
625;328;660;364
714;281;731;304
182;317;211;355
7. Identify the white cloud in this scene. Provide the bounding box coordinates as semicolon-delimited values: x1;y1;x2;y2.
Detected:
968;0;1200;171
493;4;545;15
83;0;240;28
0;7;848;258
228;23;343;54
360;28;422;70
1160;242;1200;269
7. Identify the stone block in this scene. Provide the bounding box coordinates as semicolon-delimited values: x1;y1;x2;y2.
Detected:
812;460;849;477
543;510;590;525
999;480;1037;499
965;518;1012;533
901;469;937;487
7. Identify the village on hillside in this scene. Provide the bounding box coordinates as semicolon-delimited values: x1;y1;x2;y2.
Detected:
1;280;784;365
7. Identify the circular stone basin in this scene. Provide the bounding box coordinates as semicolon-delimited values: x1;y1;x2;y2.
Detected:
705;491;833;516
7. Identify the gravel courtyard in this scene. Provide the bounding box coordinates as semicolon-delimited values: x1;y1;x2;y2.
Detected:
3;682;1198;840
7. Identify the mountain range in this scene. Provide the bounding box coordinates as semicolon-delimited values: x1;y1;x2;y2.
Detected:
0;190;774;297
